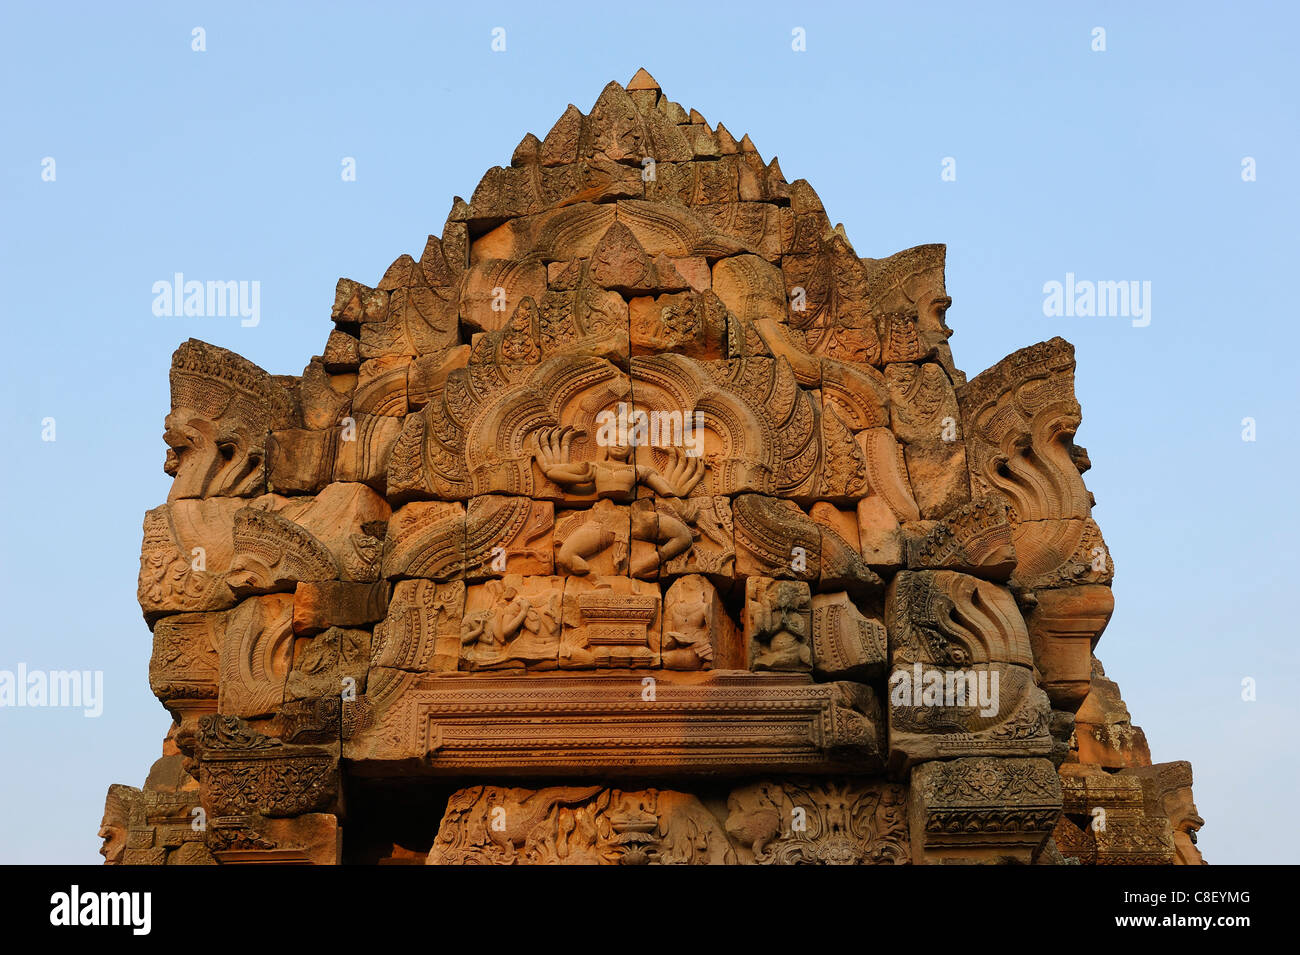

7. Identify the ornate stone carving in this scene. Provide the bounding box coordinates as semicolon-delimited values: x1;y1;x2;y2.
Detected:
286;627;370;700
1056;763;1177;865
956;338;1113;597
98;784;140;864
198;715;338;819
779;230;880;365
427;785;734;865
906;497;1016;580
886;570;1033;668
347;671;883;774
206;812;340;865
200;755;337;818
461;575;563;670
360;265;460;360
1121;761;1205;865
744;577;812;672
259;482;390;582
885;362;970;518
662;574;740;669
856;428;921;522
218;594;295;718
554;500;630;575
863;244;959;378
629;289;728;359
733;493;881;594
428;777;911;866
465;495;554;578
809;592;887;682
908;757;1062;863
370;579;465;678
887;662;1053;769
725;779;909;865
138;499;242;620
658;495;735;578
101;783;215;866
150;611;223;705
227;508;339;595
109;69;1197;866
163;339;292;501
380;501;466;580
884;573;1050;768
561;575;661;668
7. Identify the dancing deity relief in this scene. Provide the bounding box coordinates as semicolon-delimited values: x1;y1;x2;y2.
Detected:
536;424;706;578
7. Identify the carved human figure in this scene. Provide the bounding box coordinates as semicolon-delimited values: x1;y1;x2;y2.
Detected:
554;501;629;576
460;580;559;669
540;425;703;575
460;584;529;667
749;580;812;671
661;588;713;669
1123;762;1205;865
534;425;705;500
630;503;696;578
605;792;661;865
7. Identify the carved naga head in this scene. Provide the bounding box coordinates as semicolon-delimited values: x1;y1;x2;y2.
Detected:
98;784;139;864
1154;762;1205;865
164;339;290;500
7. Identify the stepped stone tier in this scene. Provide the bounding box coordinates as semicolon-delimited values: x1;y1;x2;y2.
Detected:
102;69;1204;865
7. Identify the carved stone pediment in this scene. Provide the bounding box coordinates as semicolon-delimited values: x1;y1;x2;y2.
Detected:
105;69;1197;866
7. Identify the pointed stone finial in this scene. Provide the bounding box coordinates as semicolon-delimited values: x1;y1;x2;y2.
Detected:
715;122;739;155
511;132;541;168
627;67;660;91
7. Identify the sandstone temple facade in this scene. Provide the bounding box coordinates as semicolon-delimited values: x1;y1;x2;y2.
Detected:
102;70;1203;865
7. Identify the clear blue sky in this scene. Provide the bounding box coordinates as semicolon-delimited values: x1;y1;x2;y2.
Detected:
2;1;1296;864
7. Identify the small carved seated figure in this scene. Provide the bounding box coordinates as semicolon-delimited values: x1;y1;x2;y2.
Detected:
661;588;714;670
750;580;812;671
606;793;661;865
460;581;559;670
461;584;529;669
